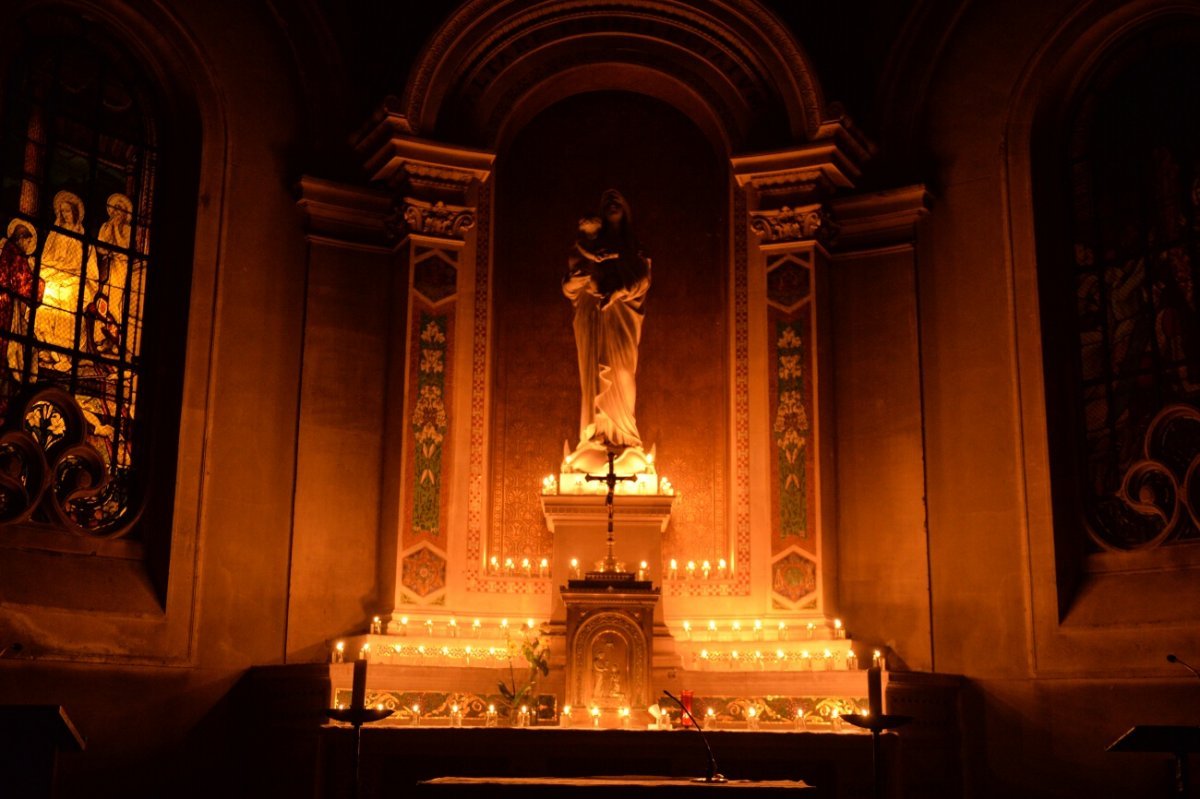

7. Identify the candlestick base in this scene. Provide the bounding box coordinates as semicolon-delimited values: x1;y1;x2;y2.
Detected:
842;713;911;732
326;706;395;727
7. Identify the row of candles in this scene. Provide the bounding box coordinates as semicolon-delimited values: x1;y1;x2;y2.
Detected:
359;615;847;642
363;616;542;639
686;647;884;671
676;618;846;641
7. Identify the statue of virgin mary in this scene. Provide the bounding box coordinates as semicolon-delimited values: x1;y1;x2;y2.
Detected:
562;189;652;474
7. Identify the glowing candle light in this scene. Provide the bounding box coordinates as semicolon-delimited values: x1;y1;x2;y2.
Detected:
834;618;844;639
400;616;409;636
708;619;718;633
794;708;807;731
359;643;370;661
500;618;509;631
526;618;536;631
776;648;786;663
747;705;760;730
371;615;382;635
806;622;815;639
440;646;450;658
332;640;345;663
518;705;530;728
412;703;421;726
570;558;581;579
704;707;715;730
539;557;549;578
464;645;473;665
754;619;763;640
669;558;678;579
682;620;692;639
376;703;384;711
522;557;532;577
473;618;482;637
489;556;499;574
687;560;696;578
873;649;884;669
620;706;631;729
754;650;764;669
831;708;843;732
450;703;462;728
846;649;858;670
561;705;573;728
731;649;741;668
732;620;742;635
823;648;833;671
448;617;458;637
424;618;434;635
591;706;601;728
637;561;648;581
718;558;728;576
417;644;426;657
702;560;712;579
800;650;811;670
486;704;497;727
504;557;515;575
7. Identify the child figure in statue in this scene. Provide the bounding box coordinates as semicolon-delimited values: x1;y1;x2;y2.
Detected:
562;189;652;475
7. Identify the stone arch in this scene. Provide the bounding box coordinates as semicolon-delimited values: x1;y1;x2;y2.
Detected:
399;0;827;152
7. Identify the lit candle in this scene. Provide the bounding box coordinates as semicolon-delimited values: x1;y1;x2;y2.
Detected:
823;648;833;671
747;705;759;730
359;643;370;662
500;618;509;632
371;615;382;635
486;704;497;727
424;618;434;635
794;708;806;731
687;560;696;578
450;703;462;728
778;621;789;641
440;646;450;659
411;703;422;726
704;707;715;730
754;650;764;669
699;649;710;667
831;708;843;732
464;645;473;665
718;558;727;576
489;555;499;574
591;706;601;728
539;557;549;578
776;648;786;666
561;705;573;728
731;649;741;668
682;620;692;640
753;619;763;640
526;618;536;631
707;619;718;635
448;617;458;637
834;618;844;639
472;618;481;637
702;560;712;579
518;705;530;728
669;559;678;579
522;557;532;577
846;649;858;670
800;650;811;670
806;622;815;639
873;649;884;669
732;620;742;637
637;561;648;581
417;644;426;658
868;664;883;717
620;706;631;729
400;616;409;636
332;640;345;664
504;557;515;575
570;558;581;579
350;658;367;710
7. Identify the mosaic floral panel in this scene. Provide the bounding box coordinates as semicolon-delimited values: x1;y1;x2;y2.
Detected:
404;302;454;552
401;545;447;598
768;295;815;554
771;549;817;604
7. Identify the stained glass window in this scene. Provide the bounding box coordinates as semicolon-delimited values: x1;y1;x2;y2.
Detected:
1065;38;1200;551
0;17;156;536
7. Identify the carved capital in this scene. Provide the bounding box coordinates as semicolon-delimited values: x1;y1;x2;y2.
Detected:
395;196;477;240
732;115;874;207
750;203;837;245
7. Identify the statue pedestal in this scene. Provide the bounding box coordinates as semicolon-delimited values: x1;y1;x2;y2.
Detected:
541;494;674;622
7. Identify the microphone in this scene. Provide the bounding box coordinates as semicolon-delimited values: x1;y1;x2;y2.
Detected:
1167;654;1200;680
661;690;726;783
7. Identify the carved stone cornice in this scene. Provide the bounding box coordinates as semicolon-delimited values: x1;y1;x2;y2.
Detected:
356;105;495;204
296;176;396;249
749;203;837;245
398;196;476;240
731;114;874;208
829;185;931;252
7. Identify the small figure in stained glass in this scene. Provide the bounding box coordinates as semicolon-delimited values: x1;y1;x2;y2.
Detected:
36;191;98;371
0;219;44;386
94;193;132;323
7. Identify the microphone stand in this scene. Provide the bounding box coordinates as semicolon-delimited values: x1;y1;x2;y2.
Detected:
1167;654;1200;680
662;691;726;783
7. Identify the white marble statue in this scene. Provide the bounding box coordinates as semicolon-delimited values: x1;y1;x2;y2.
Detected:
562;189;652;475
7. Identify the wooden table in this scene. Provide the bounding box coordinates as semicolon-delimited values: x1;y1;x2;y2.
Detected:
419;776;815;798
